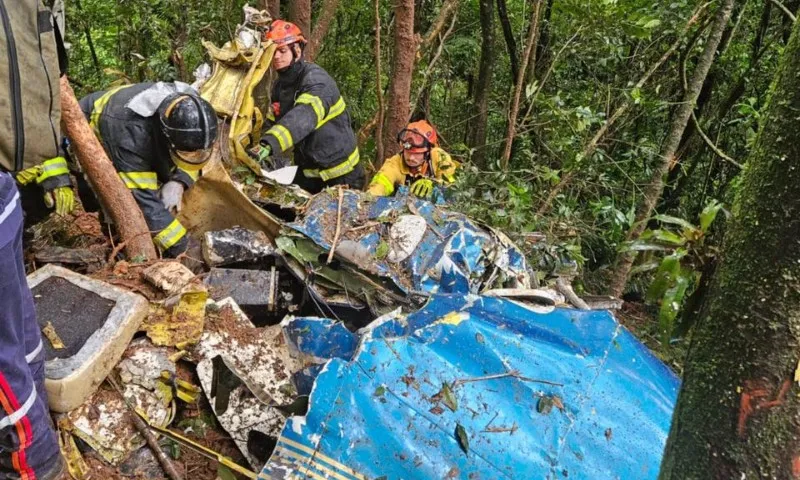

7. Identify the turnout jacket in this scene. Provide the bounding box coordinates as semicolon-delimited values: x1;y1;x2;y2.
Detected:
79;82;197;255
261;61;364;192
368;148;458;197
0;0;67;188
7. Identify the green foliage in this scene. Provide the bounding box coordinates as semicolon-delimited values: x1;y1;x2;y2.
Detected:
626;200;724;346
63;0;788;357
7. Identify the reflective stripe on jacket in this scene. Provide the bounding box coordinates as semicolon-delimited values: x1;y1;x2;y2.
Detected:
261;61;360;178
368;148;458;197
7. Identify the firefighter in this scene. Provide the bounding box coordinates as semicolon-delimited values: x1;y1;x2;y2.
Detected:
0;1;69;478
248;20;365;193
78;82;218;257
368;120;458;198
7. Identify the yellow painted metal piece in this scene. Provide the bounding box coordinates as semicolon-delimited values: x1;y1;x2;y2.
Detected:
437;311;470;326
42;321;65;349
58;423;90;480
144;290;208;347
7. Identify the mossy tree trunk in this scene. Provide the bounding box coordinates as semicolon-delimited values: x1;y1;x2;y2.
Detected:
659;17;800;479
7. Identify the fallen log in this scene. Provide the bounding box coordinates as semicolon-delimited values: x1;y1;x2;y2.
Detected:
59;76;157;260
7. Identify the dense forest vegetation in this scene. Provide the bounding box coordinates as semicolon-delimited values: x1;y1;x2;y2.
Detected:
62;0;798;358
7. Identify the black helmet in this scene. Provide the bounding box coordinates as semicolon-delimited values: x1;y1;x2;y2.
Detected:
157;93;218;153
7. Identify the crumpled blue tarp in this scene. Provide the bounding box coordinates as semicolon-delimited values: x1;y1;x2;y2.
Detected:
262;295;679;479
286;190;530;295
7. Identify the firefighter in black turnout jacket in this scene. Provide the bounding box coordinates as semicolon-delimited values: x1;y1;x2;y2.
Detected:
79;82;218;256
248;20;365;193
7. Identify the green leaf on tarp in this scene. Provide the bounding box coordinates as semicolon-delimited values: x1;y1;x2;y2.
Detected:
537;396;554;415
440;383;458;412
374;385;386;397
645;250;686;304
375;241;389;260
217;465;237;480
699;200;723;233
275;236;318;263
455;424;469;455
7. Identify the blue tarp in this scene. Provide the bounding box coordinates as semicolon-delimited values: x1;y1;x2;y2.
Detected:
261;295;679;479
285;190;530;295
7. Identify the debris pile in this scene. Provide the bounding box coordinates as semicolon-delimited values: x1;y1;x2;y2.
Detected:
27;125;672;478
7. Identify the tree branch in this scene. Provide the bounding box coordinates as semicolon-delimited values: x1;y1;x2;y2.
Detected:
501;0;543;170
412;13;458;113
421;0;460;50
496;0;519;80
771;0;797;22
306;0;341;61
535;2;711;215
374;0;385;165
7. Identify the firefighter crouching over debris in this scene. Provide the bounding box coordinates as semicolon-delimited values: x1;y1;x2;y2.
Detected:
0;1;69;478
77;82;219;257
248;20;366;193
368;120;458;199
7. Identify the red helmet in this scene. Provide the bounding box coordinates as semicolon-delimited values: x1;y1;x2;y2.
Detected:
397;120;438;154
265;20;307;46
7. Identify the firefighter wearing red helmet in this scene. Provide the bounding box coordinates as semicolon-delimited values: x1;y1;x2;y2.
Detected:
368;120;458;198
249;20;365;193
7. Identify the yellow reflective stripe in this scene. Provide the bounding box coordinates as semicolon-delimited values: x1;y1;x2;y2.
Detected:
119;171;158;190
295;93;325;125
316;97;346;129
36;157;69;183
274;447;351;480
303;148;360;181
176;167;200;181
266;124;294;152
278;438;366;480
370;172;395;196
172;157;204;176
153;219;187;251
89;85;132;139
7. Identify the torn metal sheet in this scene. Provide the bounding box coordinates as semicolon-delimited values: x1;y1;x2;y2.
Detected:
203;227;274;267
194;298;301;467
283;190;531;297
67;383;173;465
261;295;679;479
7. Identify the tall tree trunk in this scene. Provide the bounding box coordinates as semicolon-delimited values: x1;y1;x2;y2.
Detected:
373;0;385;165
501;0;542;170
534;0;555;78
608;0;735;298
263;0;280;17
75;0;101;76
59;77;157;260
496;0;518;80
289;0;311;36
381;0;415;160
306;0;341;61
663;0;772;211
469;0;495;166
659;18;800;478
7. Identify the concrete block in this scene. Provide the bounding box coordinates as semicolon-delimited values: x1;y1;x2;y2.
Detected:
28;265;148;413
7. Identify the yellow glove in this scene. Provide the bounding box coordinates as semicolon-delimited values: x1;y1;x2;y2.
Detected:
17;158;75;215
410;178;434;198
43;187;75;216
15;165;43;186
